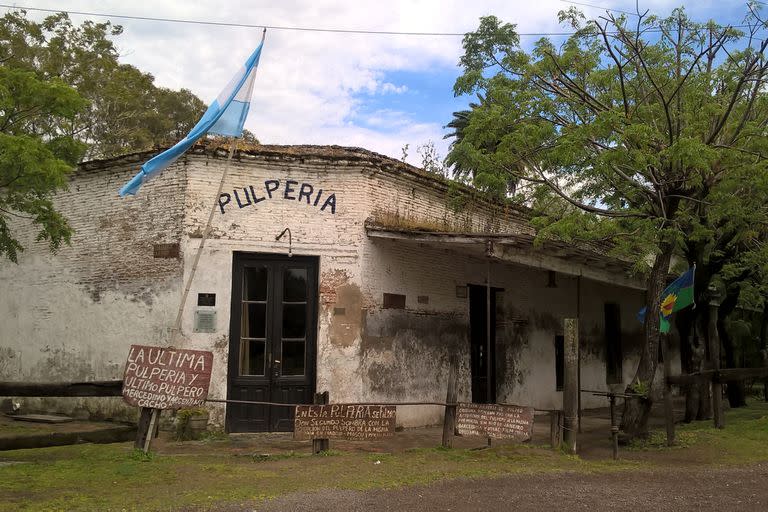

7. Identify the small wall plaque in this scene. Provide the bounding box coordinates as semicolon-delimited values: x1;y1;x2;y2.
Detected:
456;286;468;298
194;310;217;333
197;293;216;307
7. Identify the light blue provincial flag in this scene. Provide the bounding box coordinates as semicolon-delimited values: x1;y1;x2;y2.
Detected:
119;33;265;197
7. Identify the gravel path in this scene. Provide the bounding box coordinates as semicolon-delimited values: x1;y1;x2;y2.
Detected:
248;463;768;512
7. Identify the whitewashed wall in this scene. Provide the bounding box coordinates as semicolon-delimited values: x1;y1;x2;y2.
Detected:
0;145;666;428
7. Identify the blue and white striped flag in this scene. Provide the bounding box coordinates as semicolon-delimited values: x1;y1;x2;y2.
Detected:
119;33;265;197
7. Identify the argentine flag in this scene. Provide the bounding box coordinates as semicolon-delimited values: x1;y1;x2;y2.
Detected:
119;34;265;197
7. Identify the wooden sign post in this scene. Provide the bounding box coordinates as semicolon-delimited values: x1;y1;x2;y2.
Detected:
122;345;214;452
563;318;579;454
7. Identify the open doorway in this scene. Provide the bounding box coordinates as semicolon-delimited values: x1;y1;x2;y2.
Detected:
468;284;502;403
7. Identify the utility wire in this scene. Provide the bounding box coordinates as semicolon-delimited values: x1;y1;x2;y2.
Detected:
0;2;752;38
0;2;585;37
559;0;640;17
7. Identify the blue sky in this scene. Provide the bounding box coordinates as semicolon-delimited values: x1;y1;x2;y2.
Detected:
10;0;754;166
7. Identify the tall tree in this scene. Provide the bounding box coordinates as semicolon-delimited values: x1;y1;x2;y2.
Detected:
0;10;207;160
451;6;768;435
0;65;86;262
0;10;209;262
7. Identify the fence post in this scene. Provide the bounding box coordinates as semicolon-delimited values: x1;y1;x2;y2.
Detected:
609;394;619;460
763;349;768;403
660;333;676;446
549;410;562;449
134;407;159;452
442;356;458;448
312;391;329;454
708;290;724;429
563;318;579;455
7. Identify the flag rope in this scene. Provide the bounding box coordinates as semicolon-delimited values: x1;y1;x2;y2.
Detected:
170;138;237;345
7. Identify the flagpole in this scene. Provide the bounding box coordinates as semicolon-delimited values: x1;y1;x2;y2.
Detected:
168;29;265;343
170;137;237;345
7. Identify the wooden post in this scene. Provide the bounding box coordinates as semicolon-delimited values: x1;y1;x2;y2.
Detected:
486;257;492;404
312;391;330;454
660;333;676;446
549;410;562;449
441;357;458;448
763;350;768;403
134;407;159;452
609;394;619;460
563;318;579;455
708;292;724;429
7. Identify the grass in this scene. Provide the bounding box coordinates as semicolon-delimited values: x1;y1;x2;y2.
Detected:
628;400;768;463
0;401;766;511
0;442;634;511
0;422;59;437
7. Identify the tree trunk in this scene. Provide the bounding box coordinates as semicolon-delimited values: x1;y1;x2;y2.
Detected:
696;309;712;420
621;246;673;437
678;309;695;422
719;283;746;408
676;309;699;423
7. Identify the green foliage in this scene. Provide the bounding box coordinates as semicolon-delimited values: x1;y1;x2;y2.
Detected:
450;7;768;266
173;408;209;441
450;8;768;428
629;379;650;397
0;9;209;262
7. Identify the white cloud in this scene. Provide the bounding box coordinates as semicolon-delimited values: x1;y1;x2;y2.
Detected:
380;82;408;94
11;0;727;167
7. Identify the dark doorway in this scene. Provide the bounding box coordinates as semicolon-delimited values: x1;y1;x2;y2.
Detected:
468;284;501;403
226;253;318;432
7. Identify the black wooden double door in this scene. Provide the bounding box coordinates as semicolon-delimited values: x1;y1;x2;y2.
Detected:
226;253;318;432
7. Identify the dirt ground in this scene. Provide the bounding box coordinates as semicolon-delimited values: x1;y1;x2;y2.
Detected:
248;464;768;512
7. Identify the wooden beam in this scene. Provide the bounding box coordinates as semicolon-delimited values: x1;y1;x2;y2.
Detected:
366;228;645;290
490;244;645;290
667;367;768;386
0;380;123;397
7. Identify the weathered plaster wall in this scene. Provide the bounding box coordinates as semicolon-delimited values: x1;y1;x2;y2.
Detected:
0;152;186;419
2;145;666;430
359;236;657;421
176;149;374;426
358;167;663;424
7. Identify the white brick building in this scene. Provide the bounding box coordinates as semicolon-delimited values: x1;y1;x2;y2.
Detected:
0;143;663;431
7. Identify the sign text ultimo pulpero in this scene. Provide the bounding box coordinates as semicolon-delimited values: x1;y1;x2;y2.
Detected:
122;345;213;410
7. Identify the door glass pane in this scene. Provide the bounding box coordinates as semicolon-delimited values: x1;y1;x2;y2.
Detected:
282;340;305;376
244;266;268;301
283;268;307;302
240;339;265;376
282;304;306;338
242;303;266;338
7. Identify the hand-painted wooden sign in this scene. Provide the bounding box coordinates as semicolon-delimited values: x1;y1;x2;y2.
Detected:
293;404;396;441
122;345;213;410
455;403;534;441
219;179;337;215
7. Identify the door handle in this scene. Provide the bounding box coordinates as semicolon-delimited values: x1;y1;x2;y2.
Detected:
272;360;280;378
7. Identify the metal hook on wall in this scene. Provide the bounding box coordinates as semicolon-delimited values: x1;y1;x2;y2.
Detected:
276;227;292;257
